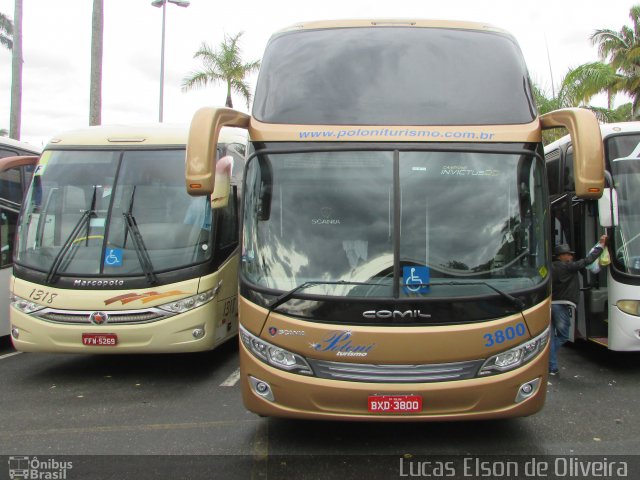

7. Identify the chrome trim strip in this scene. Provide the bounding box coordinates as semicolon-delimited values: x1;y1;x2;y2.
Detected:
306;358;484;383
32;307;174;325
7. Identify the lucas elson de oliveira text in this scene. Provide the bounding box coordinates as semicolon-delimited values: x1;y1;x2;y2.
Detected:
399;457;628;477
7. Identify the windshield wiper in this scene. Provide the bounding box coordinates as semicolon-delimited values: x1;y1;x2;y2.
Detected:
122;186;158;285
433;281;526;312
268;280;384;312
45;186;97;285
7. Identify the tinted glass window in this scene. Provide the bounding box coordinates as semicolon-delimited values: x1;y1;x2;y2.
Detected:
0;148;18;159
606;133;640;164
545;149;561;196
242;148;548;299
0;166;23;204
1;208;18;267
564;148;575;192
253;27;536;126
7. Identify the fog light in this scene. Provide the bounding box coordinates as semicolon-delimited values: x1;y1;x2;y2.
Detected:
11;327;19;339
249;376;274;402
515;378;541;403
192;328;205;339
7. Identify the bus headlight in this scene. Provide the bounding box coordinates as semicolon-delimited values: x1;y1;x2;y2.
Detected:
157;287;218;314
10;294;45;314
617;300;640;317
478;327;550;376
240;325;313;375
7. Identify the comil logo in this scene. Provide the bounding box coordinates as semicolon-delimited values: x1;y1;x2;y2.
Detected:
8;456;73;479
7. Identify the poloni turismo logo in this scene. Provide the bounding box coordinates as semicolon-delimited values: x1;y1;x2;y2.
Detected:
8;456;73;479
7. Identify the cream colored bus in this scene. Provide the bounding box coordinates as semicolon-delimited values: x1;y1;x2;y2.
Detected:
1;138;41;338
187;20;604;420
10;124;244;353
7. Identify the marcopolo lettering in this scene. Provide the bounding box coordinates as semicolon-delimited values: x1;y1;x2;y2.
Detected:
363;310;432;320
73;279;125;288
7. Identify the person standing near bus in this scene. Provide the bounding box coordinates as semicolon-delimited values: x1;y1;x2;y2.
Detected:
550;234;608;375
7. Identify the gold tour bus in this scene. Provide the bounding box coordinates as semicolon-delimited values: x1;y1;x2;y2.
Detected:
546;122;640;351
186;20;605;420
10;124;245;353
1;138;42;338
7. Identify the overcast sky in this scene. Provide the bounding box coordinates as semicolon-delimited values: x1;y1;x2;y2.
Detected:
0;0;637;147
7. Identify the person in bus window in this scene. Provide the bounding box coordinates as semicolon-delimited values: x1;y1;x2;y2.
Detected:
549;234;607;376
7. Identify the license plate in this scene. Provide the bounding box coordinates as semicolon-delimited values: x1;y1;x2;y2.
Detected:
82;333;118;346
368;395;422;413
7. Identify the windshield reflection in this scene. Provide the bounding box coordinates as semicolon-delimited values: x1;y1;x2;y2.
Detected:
611;157;640;274
16;149;213;277
242;148;548;298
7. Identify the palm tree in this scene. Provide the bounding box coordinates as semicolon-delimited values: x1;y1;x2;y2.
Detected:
560;62;620;110
0;11;12;50
588;4;640;117
182;32;260;110
533;77;632;145
89;0;103;126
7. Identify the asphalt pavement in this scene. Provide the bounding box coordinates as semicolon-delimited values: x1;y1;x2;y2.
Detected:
0;335;638;479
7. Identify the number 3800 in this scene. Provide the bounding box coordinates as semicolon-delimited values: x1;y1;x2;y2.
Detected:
483;322;527;347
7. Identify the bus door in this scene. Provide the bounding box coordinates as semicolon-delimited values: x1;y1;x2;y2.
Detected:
1;156;38;337
549;146;607;343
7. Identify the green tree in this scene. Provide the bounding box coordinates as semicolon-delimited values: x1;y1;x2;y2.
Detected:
587;4;640;117
532;78;632;145
560;62;620;110
0;11;12;50
182;32;260;109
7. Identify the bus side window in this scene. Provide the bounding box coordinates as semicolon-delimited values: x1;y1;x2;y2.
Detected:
217;186;239;252
0;209;18;268
0;148;18;159
563;147;575;192
0;166;23;204
545;149;561;196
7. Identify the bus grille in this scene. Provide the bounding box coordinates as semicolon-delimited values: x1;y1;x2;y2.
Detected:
33;308;171;325
306;358;484;383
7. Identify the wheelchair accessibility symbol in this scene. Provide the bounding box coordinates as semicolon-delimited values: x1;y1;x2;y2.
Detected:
104;248;123;267
403;266;430;294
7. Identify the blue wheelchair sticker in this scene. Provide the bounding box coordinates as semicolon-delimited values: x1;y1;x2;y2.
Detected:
104;248;123;267
403;266;430;294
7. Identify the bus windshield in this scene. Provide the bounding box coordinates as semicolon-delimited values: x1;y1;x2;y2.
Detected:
611;156;640;274
242;146;548;299
253;26;536;126
16;149;213;277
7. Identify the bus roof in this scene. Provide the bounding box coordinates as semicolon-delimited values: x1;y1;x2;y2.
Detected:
45;124;246;149
545;121;640;152
0;136;41;155
275;19;510;36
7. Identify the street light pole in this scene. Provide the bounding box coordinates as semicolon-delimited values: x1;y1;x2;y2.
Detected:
151;0;189;123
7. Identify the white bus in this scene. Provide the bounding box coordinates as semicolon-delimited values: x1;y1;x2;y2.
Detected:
10;124;244;353
1;137;41;338
546;122;640;351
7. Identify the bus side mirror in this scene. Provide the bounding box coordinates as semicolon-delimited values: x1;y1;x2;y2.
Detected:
211;156;233;209
540;108;604;199
186;107;249;196
598;187;619;227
